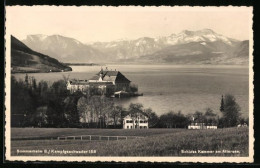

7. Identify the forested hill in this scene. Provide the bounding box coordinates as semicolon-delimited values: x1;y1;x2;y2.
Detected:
11;35;72;73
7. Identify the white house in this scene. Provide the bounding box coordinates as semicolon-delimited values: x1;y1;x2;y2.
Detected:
188;122;217;129
123;113;149;129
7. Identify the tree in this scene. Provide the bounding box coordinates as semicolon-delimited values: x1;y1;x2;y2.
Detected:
221;94;241;127
25;74;29;87
77;96;90;124
220;95;224;112
63;92;82;127
110;105;123;128
130;83;138;93
128;103;143;129
175;111;189;128
11;76;37;127
159;111;174;128
204;108;217;126
193;111;205;123
144;108;159;128
32;106;48;127
100;96;114;128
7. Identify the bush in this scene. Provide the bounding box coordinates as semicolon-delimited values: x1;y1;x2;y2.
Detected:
130;83;138;93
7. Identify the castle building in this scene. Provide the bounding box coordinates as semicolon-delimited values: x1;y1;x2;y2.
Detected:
66;68;131;95
88;68;131;92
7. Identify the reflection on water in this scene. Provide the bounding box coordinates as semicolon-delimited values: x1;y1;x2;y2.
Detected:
12;64;249;117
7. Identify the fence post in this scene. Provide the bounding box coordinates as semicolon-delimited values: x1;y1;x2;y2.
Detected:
57;137;59;140
90;135;91;141
108;136;109;141
99;136;101;140
74;136;75;140
117;136;118;141
126;136;127;140
81;136;82;140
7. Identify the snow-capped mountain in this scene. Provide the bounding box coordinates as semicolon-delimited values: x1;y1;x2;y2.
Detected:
90;29;240;61
22;29;248;64
157;29;238;46
23;34;106;63
91;37;165;60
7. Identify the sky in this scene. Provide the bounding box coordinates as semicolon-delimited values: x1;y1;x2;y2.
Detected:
6;6;252;43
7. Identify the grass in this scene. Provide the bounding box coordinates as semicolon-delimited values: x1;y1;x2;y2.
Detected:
11;127;248;156
11;128;185;139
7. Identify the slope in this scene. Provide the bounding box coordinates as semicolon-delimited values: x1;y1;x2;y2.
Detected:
11;35;72;73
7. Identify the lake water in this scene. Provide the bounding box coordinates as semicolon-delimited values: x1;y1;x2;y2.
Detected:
12;64;249;117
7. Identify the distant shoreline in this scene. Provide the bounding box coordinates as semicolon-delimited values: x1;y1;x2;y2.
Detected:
64;63;101;66
11;66;72;74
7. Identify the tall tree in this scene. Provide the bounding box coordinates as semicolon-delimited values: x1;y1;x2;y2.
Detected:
110;105;123;128
77;96;90;124
220;95;224;112
222;94;241;127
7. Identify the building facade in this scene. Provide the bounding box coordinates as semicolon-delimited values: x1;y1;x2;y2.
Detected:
123;113;149;129
188;122;217;129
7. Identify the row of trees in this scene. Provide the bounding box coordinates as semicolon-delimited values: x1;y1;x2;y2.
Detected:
11;74;248;128
11;75;157;128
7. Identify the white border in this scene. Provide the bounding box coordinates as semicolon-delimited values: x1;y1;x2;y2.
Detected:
5;6;254;163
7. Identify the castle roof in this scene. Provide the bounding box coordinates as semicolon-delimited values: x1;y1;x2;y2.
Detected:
68;79;113;85
89;70;131;83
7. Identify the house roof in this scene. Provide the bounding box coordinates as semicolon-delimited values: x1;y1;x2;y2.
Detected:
122;111;149;118
89;70;131;83
89;81;114;85
69;80;88;85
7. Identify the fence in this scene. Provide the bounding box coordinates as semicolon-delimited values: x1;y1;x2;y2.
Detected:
57;135;144;141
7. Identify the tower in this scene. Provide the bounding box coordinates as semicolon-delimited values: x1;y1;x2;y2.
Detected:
99;67;103;81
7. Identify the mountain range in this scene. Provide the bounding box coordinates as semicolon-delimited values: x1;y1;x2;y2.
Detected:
11;35;72;73
22;29;249;65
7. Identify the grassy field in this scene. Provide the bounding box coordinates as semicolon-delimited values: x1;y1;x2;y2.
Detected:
11;128;185;139
11;127;248;156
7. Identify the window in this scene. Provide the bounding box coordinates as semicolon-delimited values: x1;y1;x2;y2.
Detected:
130;126;132;129
127;126;129;129
140;126;143;129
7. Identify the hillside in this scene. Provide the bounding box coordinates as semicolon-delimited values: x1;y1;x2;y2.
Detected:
22;34;106;63
11;35;72;73
138;40;249;64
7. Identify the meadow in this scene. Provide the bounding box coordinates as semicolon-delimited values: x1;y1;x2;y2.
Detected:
11;127;249;156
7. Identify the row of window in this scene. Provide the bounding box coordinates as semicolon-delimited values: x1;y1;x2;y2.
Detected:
125;120;148;123
190;123;217;126
126;126;148;129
